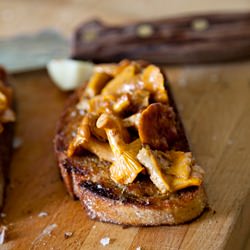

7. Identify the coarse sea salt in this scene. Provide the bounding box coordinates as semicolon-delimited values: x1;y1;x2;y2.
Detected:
64;231;73;239
38;211;48;218
100;237;110;246
0;226;7;244
42;224;57;236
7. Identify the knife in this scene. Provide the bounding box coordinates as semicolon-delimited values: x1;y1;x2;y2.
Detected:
2;12;250;75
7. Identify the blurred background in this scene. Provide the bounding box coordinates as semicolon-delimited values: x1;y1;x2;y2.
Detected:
0;0;249;38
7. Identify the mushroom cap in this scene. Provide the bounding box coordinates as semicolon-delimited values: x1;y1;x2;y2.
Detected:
138;103;178;151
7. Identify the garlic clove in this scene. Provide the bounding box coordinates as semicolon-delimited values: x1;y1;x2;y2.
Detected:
47;59;94;91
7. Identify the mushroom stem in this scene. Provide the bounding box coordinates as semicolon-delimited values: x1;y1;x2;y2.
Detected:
82;137;114;162
97;113;143;184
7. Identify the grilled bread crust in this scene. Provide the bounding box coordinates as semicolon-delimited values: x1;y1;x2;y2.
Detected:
0;123;13;209
0;67;14;209
54;69;207;226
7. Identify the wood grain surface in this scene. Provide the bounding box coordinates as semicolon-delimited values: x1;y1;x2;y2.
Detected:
0;0;250;249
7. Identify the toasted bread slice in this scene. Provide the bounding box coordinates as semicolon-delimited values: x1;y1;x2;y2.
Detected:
54;61;207;226
0;67;15;209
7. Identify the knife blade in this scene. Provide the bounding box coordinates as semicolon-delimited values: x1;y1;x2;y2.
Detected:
0;29;69;73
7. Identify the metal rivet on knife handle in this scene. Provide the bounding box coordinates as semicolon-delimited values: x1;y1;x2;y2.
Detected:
191;18;209;31
82;29;98;42
136;24;154;38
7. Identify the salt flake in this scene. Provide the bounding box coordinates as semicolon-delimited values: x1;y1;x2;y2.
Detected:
42;224;57;236
100;237;110;246
64;231;73;239
38;211;48;218
0;226;7;244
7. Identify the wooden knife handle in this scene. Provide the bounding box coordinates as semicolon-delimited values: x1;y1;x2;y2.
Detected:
71;12;250;64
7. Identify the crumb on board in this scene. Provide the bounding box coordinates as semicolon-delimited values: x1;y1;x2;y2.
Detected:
0;226;7;245
64;231;73;239
100;237;110;246
136;247;142;250
38;224;57;240
31;224;57;245
38;211;48;218
13;137;23;149
0;213;6;218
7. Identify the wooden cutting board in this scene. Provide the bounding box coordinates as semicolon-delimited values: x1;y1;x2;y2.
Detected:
1;62;250;250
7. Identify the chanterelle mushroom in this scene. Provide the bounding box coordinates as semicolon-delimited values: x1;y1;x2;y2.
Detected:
141;65;168;103
101;64;139;96
122;113;141;128
137;147;203;193
94;59;131;77
112;94;130;114
0;92;7;112
86;113;107;141
96;113;130;143
97;113;143;184
85;71;111;98
0;81;15;133
67;115;91;157
138;103;178;151
67;115;114;162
